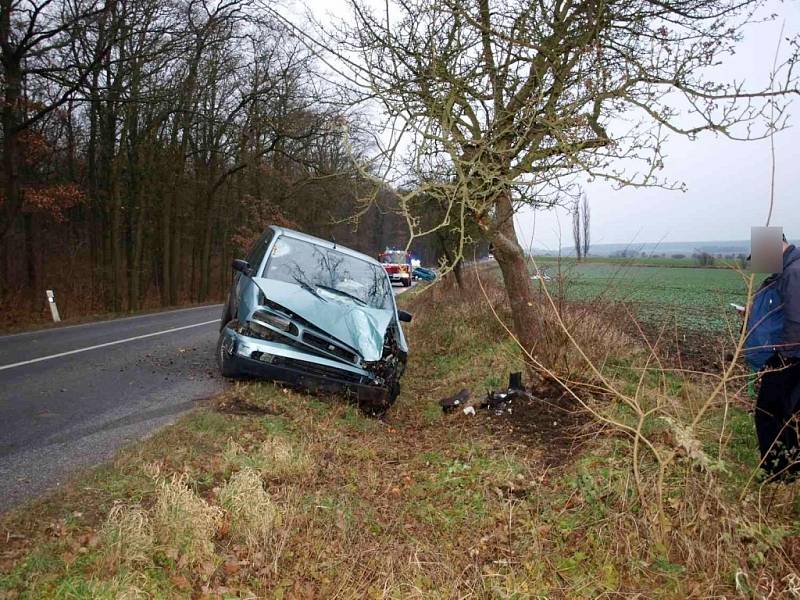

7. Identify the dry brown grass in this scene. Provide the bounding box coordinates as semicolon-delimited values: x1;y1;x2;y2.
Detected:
99;503;154;569
89;573;151;600
526;298;636;376
223;436;313;480
217;468;280;551
152;473;223;569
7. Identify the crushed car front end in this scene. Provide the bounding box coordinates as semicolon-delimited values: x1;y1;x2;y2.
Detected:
218;228;409;412
218;310;405;409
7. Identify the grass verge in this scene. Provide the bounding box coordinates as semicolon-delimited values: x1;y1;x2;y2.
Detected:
2;272;799;598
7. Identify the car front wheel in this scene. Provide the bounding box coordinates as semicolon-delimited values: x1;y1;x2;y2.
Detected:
216;324;239;378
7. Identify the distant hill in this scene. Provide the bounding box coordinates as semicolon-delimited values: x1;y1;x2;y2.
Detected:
538;240;752;258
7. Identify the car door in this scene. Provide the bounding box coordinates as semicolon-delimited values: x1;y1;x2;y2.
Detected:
222;228;274;327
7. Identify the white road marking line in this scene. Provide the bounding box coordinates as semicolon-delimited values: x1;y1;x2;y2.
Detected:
0;303;223;340
0;320;220;372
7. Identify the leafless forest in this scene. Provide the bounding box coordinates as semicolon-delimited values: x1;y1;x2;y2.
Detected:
0;0;448;324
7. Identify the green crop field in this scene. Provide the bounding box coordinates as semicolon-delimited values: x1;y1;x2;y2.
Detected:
529;258;752;334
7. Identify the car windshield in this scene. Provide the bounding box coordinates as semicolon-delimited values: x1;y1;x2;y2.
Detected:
380;251;408;264
264;236;393;309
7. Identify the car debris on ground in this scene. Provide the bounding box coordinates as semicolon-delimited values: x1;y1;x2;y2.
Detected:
439;372;532;417
439;388;471;413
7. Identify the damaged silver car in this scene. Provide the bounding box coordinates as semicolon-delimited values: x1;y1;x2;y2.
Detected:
217;226;411;412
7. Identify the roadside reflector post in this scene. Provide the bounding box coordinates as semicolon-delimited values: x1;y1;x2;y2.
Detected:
46;289;61;323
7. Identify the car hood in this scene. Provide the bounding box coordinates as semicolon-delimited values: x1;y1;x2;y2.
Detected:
253;277;393;362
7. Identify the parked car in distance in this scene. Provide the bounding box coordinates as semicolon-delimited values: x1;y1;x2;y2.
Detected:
412;266;437;282
218;227;411;412
379;249;412;287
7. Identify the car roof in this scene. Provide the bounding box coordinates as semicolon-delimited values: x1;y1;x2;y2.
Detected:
270;226;381;266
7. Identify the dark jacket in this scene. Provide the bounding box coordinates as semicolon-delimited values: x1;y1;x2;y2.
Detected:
778;244;800;358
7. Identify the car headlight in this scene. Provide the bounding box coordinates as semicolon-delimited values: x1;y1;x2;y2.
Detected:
253;310;292;330
248;310;298;340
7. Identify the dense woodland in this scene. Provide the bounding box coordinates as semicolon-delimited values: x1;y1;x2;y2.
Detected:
0;0;453;324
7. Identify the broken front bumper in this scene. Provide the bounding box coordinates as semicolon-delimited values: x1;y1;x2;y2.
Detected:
220;327;391;406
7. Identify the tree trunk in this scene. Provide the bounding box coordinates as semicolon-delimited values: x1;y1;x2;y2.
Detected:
453;259;464;289
128;193;145;311
198;193;215;302
440;241;464;289
0;232;8;298
23;212;36;303
170;210;181;304
0;55;23;242
161;194;172;305
109;175;123;312
490;192;539;360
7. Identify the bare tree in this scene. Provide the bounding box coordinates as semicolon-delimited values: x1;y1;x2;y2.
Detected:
582;193;590;259
297;0;799;359
571;198;582;261
0;0;112;242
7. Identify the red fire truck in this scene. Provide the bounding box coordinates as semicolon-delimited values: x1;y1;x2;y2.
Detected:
379;249;412;287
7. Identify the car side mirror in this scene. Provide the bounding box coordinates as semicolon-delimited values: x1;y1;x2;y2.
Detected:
397;310;413;323
231;259;252;276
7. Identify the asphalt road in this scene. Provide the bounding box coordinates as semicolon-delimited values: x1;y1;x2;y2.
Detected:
0;283;413;512
0;304;225;512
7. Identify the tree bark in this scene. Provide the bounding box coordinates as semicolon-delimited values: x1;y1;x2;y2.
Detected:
23;213;36;303
490;192;539;361
440;241;464;289
109;165;123;312
0;49;23;242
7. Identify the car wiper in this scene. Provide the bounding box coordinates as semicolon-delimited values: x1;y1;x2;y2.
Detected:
292;276;327;302
316;284;367;306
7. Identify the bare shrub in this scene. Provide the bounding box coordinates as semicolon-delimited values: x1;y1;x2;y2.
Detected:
152;473;222;568
411;265;633;381
218;468;280;550
409;267;509;348
100;504;154;568
526;300;635;379
472;259;800;585
694;251;716;267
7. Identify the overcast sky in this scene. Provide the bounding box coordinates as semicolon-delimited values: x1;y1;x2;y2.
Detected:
516;6;800;251
297;0;800;249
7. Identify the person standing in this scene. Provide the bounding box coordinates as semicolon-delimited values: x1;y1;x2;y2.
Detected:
748;235;800;479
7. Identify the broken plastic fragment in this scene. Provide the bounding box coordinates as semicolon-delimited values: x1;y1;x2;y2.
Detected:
509;371;523;390
440;388;470;413
463;406;476;416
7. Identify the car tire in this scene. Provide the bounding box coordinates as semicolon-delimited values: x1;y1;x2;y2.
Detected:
216;323;239;378
402;278;411;287
387;381;401;405
362;382;401;417
220;297;233;331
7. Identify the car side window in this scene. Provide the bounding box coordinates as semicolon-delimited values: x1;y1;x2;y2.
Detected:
246;229;274;274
